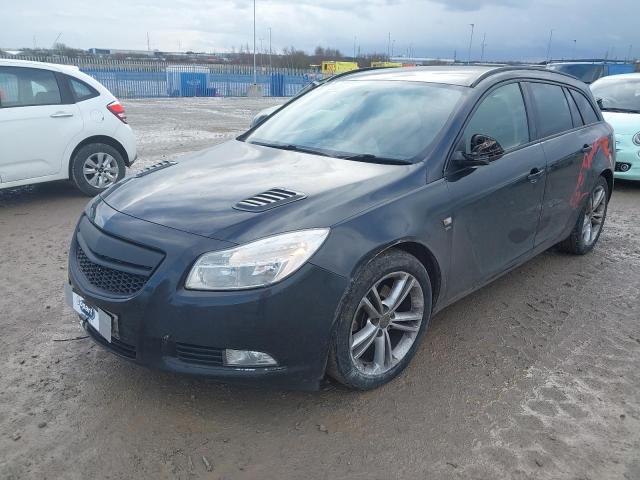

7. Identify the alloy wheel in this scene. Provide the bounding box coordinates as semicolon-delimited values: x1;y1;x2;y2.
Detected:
350;271;424;375
582;185;606;246
83;152;119;189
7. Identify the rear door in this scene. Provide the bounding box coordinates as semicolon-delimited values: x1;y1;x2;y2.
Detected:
445;82;547;298
529;82;605;245
0;66;83;183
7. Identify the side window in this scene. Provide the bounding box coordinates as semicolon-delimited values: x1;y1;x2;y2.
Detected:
529;83;574;138
69;77;98;102
570;90;600;125
0;67;61;107
462;83;529;154
564;88;584;127
0;68;20;107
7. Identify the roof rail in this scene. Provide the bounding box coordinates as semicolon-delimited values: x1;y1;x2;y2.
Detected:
546;58;634;64
470;65;578;87
322;65;392;83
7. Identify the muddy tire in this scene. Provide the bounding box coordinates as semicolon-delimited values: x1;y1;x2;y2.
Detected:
558;176;609;255
327;250;432;390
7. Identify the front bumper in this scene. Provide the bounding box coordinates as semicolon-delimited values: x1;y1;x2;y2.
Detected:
67;203;348;390
614;137;640;181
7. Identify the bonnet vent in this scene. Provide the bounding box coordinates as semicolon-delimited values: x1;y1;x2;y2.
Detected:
135;160;177;177
234;188;306;212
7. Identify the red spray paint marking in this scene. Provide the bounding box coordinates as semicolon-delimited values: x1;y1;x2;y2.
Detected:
569;136;611;209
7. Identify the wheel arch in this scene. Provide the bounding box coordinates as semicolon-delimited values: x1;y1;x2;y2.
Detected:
352;240;442;310
68;135;130;178
600;168;613;199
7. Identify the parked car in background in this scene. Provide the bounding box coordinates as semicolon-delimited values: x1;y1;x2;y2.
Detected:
65;66;614;391
547;60;635;84
0;59;136;195
591;73;640;180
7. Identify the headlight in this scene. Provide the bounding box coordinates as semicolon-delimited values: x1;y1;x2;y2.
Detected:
185;228;330;290
84;195;102;221
633;132;640;146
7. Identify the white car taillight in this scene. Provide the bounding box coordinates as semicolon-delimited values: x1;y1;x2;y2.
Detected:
107;101;127;124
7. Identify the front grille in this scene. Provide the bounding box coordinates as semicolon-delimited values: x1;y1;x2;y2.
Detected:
234;187;306;212
86;323;137;359
76;245;147;296
176;342;224;367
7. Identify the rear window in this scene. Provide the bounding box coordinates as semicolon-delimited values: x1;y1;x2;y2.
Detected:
570;90;600;124
564;88;584;127
68;77;98;102
0;66;61;107
529;83;574;138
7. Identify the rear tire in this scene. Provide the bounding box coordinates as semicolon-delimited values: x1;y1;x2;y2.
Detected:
557;176;609;255
327;250;432;390
71;143;125;196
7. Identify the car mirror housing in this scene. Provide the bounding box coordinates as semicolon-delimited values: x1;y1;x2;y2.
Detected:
250;105;282;128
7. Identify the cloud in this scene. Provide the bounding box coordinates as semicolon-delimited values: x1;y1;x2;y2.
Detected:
428;0;522;11
1;0;638;62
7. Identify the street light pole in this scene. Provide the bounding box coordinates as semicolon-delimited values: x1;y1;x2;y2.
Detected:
480;32;486;62
253;0;257;84
572;39;577;59
467;23;475;64
353;35;357;60
268;27;272;70
546;29;554;62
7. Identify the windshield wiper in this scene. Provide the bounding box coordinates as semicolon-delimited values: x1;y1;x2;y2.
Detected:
249;140;334;157
600;107;640;114
338;153;412;165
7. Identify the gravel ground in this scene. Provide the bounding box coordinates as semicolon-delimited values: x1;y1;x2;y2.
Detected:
1;98;639;480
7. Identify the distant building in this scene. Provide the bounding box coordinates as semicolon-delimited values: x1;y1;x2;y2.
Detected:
88;48;158;57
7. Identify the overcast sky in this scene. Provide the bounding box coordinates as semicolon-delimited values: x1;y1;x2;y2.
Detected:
3;0;637;61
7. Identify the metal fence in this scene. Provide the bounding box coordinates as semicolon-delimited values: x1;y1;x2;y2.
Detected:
0;55;320;98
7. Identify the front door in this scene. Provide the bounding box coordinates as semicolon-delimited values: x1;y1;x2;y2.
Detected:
445;82;547;299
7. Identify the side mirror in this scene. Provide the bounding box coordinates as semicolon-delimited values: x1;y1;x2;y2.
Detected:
250;105;281;128
450;150;490;168
469;134;504;159
596;97;604;109
450;134;504;170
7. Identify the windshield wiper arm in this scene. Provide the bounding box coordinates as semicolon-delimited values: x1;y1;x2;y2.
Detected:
249;140;334;157
338;153;412;165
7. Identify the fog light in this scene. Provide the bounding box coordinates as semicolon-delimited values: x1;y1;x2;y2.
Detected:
616;162;632;172
224;349;277;367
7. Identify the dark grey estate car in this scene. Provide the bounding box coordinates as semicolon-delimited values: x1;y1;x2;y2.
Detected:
65;66;614;390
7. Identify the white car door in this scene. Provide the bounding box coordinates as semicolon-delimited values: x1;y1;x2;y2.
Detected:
0;66;83;183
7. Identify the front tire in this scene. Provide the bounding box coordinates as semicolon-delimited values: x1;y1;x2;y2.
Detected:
327;250;432;390
558;176;609;255
71;143;125;196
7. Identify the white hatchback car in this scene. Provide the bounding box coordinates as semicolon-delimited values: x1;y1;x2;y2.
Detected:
0;59;137;195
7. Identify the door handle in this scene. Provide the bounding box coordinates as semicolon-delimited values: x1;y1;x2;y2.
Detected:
581;144;593;153
50;112;74;118
527;167;545;183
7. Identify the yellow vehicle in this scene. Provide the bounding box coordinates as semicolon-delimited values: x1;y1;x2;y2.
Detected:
371;61;403;68
321;61;359;77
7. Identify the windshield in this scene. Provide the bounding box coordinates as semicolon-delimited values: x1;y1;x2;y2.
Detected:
549;64;604;83
591;78;640;112
243;80;464;163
